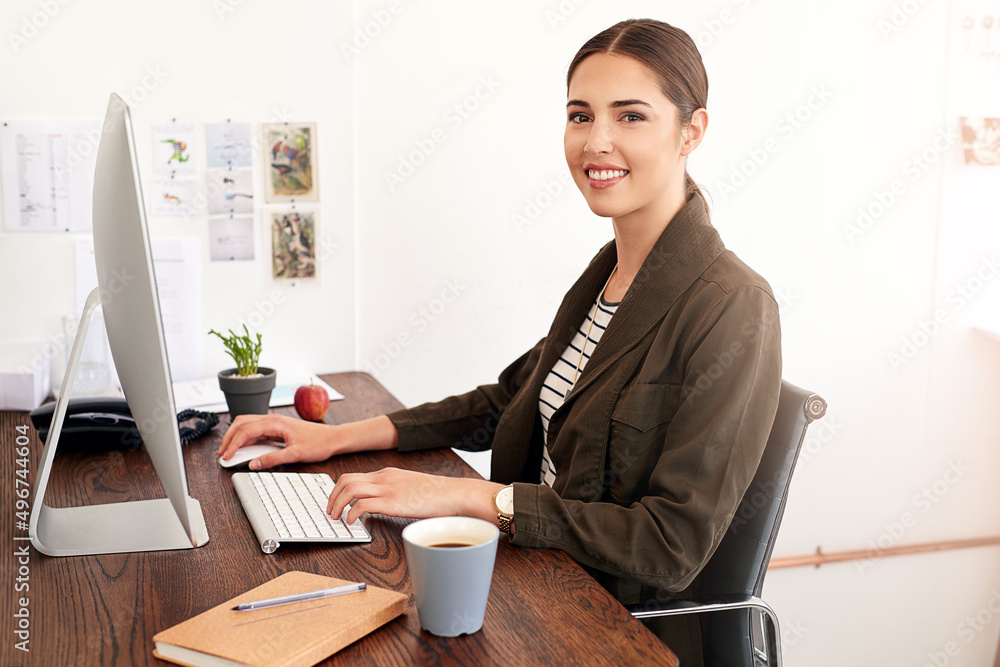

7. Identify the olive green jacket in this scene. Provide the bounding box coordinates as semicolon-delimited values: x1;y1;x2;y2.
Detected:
388;193;781;615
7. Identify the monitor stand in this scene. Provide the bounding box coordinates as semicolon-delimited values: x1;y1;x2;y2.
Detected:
29;288;209;556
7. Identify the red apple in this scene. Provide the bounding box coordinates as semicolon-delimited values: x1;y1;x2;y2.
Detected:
294;384;330;422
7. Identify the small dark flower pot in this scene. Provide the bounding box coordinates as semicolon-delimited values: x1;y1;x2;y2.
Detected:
218;367;276;417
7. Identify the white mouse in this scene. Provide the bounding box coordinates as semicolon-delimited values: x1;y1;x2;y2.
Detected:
218;443;285;469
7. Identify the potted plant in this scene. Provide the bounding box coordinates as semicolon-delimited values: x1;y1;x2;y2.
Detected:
209;326;276;417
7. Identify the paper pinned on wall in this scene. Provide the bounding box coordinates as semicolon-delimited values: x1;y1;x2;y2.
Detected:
263;122;318;203
270;208;318;282
205;122;253;168
209;215;254;261
935;0;1000;336
152;123;196;176
1;119;101;232
75;236;204;383
150;178;201;217
75;238;100;316
958;117;1000;166
149;237;204;382
948;0;1000;113
207;168;253;215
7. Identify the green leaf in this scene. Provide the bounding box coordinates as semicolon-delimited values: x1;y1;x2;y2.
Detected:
208;325;263;376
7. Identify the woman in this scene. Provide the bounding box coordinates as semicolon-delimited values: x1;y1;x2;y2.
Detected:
220;19;781;664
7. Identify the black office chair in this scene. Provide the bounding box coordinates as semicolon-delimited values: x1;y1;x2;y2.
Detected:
630;380;826;667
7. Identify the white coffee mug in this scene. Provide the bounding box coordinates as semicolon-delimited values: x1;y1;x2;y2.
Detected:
401;516;499;637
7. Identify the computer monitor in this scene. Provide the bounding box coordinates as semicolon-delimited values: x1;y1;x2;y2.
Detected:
29;93;209;556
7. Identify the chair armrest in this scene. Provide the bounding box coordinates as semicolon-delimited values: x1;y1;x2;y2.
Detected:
629;594;783;667
628;593;775;621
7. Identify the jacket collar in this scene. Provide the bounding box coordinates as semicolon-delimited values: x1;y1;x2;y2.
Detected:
552;192;726;401
490;192;725;483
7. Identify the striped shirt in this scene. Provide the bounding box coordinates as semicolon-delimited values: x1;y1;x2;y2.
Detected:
539;295;619;486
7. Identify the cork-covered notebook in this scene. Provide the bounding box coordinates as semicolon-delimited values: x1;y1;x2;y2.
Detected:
153;571;407;667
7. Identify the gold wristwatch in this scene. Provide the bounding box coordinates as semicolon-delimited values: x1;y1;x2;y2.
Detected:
493;485;514;534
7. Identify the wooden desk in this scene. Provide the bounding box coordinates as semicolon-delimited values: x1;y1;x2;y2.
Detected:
1;372;677;666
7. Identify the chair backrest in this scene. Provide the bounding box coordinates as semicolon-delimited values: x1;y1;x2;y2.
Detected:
695;380;825;665
696;380;825;598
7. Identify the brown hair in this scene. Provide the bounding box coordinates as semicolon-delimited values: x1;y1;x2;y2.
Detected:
567;19;709;212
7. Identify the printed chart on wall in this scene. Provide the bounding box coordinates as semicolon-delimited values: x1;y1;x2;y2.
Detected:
0;120;101;232
935;0;1000;336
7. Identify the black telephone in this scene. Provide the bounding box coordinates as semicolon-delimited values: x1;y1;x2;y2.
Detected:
30;397;218;452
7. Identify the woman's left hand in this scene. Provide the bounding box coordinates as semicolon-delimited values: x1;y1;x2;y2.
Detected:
326;468;502;526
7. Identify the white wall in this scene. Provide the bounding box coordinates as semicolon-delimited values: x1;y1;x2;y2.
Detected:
0;0;356;383
3;1;1000;665
353;1;1000;666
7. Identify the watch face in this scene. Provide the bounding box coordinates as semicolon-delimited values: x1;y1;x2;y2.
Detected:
496;485;514;515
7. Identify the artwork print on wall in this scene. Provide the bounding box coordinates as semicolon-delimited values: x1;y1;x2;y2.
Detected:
270;208;317;281
263;123;318;203
959;117;1000;165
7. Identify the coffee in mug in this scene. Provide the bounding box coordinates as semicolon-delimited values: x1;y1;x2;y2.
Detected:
402;517;499;636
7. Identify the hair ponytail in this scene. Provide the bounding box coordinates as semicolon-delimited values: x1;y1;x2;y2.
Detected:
685;173;710;215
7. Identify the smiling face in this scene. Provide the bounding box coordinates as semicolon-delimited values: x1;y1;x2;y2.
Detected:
564;53;705;226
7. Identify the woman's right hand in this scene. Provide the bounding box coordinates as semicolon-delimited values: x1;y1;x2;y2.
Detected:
217;413;399;470
218;414;336;469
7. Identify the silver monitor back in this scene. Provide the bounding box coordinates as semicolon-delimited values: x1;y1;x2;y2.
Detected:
29;93;208;556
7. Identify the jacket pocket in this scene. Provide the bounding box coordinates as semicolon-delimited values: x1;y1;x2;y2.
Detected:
611;383;681;432
605;383;682;504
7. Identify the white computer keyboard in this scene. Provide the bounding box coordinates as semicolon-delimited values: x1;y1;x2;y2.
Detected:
231;471;371;553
